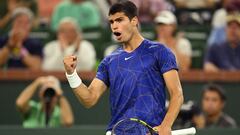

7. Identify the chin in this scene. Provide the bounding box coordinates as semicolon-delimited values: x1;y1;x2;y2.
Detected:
116;39;124;44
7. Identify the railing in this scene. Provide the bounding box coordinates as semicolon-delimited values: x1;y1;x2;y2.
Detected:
0;70;240;82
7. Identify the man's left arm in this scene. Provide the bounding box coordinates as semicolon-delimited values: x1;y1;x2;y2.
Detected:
154;70;184;135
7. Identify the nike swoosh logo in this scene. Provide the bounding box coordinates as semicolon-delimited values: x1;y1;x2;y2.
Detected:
124;56;133;61
149;45;159;48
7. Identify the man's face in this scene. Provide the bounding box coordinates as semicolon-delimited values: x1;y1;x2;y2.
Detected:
202;90;224;117
226;21;240;44
58;22;78;44
109;12;136;43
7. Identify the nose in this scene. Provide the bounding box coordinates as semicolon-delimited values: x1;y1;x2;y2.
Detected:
111;22;118;30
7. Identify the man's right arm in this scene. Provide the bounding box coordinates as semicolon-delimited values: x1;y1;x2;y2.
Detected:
72;78;107;108
64;56;107;108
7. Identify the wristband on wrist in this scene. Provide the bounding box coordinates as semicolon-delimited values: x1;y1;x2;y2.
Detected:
65;69;82;89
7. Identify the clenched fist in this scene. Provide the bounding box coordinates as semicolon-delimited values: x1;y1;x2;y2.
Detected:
63;55;77;74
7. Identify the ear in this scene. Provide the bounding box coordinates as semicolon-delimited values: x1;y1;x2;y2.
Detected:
131;16;139;27
220;101;225;110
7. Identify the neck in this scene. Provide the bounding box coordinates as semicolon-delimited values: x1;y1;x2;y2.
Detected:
207;112;222;123
123;31;144;52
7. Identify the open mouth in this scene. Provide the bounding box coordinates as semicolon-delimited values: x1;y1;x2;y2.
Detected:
113;32;121;37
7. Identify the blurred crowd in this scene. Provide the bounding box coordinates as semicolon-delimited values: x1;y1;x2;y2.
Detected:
0;0;239;129
0;0;239;72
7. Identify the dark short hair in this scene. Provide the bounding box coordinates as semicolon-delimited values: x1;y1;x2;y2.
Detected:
108;1;138;20
202;84;226;102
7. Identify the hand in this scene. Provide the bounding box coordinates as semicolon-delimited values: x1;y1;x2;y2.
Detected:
8;30;25;49
7;0;19;13
63;55;77;74
153;125;171;135
35;76;47;86
55;88;63;97
45;76;63;97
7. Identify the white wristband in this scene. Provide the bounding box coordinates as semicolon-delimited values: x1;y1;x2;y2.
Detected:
65;69;82;89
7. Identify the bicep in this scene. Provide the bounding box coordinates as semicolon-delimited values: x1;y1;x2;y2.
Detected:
163;70;182;96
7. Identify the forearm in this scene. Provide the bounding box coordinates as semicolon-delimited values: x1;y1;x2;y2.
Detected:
72;83;98;108
0;13;11;28
16;80;39;108
22;55;42;70
162;91;183;127
0;46;11;66
59;96;74;127
204;62;219;72
64;56;107;108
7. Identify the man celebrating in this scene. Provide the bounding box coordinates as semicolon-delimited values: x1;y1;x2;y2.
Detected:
63;1;183;135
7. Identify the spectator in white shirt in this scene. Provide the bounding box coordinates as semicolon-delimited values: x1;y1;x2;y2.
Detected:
155;11;192;71
42;17;96;71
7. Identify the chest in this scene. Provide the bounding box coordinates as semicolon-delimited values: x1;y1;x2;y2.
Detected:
108;52;158;80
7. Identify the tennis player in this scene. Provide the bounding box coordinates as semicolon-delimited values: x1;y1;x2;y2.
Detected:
63;1;183;135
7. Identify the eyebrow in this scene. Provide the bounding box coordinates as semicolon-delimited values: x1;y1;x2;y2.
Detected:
109;17;124;23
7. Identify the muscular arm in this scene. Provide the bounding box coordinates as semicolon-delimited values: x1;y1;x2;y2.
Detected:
64;55;108;109
154;70;183;135
72;78;107;108
162;70;184;127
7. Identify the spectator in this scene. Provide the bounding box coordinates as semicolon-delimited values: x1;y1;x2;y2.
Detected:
173;101;205;129
51;0;101;31
16;76;74;128
130;0;172;24
204;13;240;72
42;17;96;71
208;0;240;46
0;7;43;70
0;0;38;34
154;10;192;71
201;84;237;128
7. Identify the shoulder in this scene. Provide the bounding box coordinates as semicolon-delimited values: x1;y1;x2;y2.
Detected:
221;113;237;127
80;40;94;48
177;38;191;47
208;42;226;52
79;40;96;55
44;40;58;51
144;39;172;55
82;1;97;7
101;47;123;65
44;40;58;48
144;39;167;50
56;0;70;8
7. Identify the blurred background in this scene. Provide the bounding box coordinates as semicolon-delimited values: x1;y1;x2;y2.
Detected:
0;0;240;135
